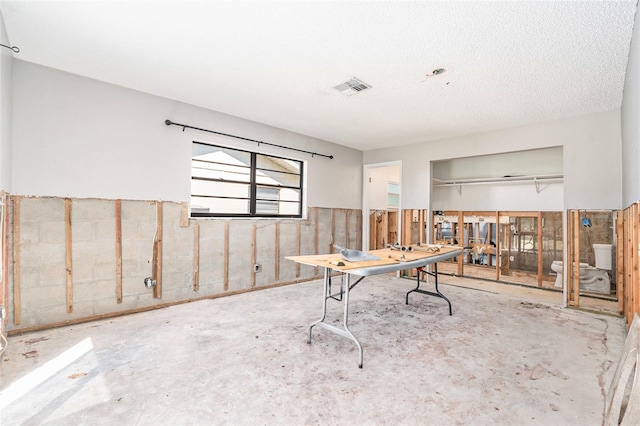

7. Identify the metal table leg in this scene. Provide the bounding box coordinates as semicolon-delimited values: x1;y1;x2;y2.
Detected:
307;270;364;368
405;263;452;315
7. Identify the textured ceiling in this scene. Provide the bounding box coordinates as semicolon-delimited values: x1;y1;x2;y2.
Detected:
0;1;637;151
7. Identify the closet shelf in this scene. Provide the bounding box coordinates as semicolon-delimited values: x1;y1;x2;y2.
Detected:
432;173;563;193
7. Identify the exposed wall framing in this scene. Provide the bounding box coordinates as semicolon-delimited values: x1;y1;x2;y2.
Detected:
5;195;360;334
620;203;640;326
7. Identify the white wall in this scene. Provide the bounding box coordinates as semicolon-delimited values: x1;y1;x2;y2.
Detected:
0;10;12;192
622;6;640;208
364;109;622;211
12;60;363;208
367;165;400;210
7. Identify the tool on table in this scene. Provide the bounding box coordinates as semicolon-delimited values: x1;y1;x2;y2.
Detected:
333;244;380;262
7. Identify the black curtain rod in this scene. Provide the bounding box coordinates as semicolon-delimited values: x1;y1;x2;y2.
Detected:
165;119;333;160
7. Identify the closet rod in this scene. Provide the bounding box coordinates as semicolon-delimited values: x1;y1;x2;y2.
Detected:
164;119;333;160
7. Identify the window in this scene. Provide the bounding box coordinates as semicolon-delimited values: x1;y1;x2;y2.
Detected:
191;142;303;217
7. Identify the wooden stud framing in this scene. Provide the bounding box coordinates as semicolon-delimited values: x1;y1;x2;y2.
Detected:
295;221;301;278
457;210;464;276
180;202;189;227
616;210;624;314
274;222;280;282
330;208;335;254
115;200;123;303
224;222;229;291
356;210;362;251
314;208;319;276
152;201;163;299
12;197;21;325
537;212;543;288
65;198;73;313
251;224;257;288
193;223;200;292
496;211;501;281
571;210;581;307
2;194;9;325
628;203;640;324
345;210;351;249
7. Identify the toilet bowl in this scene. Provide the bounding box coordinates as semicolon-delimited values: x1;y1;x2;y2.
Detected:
550;260;611;294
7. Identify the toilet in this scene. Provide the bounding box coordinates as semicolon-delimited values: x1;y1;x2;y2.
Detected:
550;244;612;294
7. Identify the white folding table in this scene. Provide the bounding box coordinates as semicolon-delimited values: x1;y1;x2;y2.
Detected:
286;246;463;368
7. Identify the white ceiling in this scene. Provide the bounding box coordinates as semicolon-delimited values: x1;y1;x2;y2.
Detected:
0;1;637;151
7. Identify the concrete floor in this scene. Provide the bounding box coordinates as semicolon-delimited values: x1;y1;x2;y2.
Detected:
0;274;628;425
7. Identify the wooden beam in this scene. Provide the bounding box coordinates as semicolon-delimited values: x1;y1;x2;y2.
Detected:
251;224;257;288
631;203;640;321
2;194;9;325
295;222;300;278
153;201;163;299
65;198;73;313
496;211;501;281
571;210;581;307
355;210;362;251
418;210;425;244
330;208;335;254
626;206;632;324
115;200;123;303
616;210;624;314
180;202;189;227
345;210;351;249
314;207;319;276
193;223;200;292
537;212;543;288
224;222;229;291
457;210;464;276
12;197;21;325
274;222;280;282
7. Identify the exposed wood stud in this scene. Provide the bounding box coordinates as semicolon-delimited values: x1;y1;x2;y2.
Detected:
330;208;335;254
65;198;73;313
356;210;362;251
153;201;163;299
2;194;9;324
496;211;501;281
616;210;624;314
224;222;229;291
275;222;280;282
314;208;319;276
12;197;21;325
346;210;351;249
457;210;464;276
418;210;425;244
537;212;543;288
251;224;257;288
295;222;301;278
571;210;581;307
115;200;123;303
193;223;200;291
180;202;190;227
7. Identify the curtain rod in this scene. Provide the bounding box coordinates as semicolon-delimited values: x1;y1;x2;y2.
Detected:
164;119;333;160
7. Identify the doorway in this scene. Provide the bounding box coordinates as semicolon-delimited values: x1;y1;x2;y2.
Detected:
362;162;402;251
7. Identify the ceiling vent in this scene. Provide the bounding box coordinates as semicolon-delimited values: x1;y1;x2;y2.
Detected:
333;77;372;96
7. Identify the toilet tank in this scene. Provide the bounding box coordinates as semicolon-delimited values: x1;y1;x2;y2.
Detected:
593;244;612;270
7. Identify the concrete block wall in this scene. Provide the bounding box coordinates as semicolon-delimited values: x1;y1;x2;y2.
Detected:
7;195;361;333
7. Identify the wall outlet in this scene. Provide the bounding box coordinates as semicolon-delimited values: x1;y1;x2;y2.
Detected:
253;264;262;273
144;277;157;288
